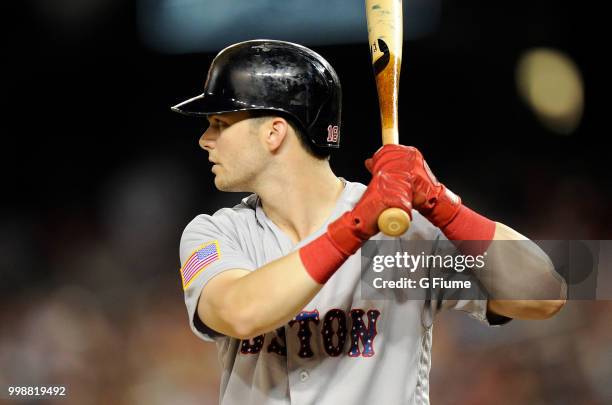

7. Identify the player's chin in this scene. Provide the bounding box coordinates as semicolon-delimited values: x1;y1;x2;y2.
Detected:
213;177;230;191
214;176;247;193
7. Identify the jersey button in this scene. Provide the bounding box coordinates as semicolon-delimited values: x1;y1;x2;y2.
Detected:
299;370;310;382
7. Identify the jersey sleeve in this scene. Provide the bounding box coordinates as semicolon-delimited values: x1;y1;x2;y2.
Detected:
405;214;511;327
436;228;512;326
179;211;257;342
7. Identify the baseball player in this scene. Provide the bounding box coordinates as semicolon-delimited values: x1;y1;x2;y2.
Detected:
172;40;566;404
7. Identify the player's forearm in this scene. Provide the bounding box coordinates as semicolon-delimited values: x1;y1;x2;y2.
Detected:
216;250;324;338
484;222;566;319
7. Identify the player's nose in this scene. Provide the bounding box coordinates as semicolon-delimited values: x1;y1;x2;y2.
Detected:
199;127;217;151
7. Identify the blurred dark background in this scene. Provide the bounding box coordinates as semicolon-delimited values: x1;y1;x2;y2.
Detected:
1;0;610;404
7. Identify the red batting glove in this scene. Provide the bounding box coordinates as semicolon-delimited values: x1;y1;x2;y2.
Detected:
366;145;496;246
328;149;414;254
366;145;461;229
300;146;414;283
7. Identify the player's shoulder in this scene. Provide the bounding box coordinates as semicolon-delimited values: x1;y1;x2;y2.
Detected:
181;193;259;241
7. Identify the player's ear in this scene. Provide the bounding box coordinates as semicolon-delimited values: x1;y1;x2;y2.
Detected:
263;116;288;153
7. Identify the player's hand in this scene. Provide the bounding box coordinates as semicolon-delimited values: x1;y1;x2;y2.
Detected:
356;148;415;237
365;144;462;229
328;145;414;250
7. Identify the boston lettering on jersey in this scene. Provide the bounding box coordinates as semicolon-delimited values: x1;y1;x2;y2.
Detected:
240;308;380;358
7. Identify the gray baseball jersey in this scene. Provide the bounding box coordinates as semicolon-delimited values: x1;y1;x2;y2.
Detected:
179;179;506;405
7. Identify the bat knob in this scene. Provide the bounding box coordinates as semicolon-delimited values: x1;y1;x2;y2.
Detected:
378;208;411;236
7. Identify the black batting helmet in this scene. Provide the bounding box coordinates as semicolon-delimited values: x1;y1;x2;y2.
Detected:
171;39;342;149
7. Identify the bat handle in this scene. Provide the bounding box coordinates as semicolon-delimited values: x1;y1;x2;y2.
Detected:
377;131;411;237
378;207;411;236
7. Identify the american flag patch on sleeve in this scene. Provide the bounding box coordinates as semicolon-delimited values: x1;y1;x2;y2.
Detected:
180;241;221;289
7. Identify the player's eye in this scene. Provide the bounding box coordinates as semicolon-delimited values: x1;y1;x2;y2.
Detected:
210;119;227;129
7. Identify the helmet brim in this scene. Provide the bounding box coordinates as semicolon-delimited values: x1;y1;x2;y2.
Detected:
171;93;218;116
171;93;279;117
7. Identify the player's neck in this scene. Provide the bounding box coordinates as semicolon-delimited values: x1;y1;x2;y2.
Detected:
255;161;344;245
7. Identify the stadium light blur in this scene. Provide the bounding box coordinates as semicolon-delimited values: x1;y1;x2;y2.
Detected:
516;48;584;135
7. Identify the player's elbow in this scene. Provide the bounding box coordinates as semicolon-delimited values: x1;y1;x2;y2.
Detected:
198;296;262;340
533;299;566;319
225;307;264;339
494;299;566;320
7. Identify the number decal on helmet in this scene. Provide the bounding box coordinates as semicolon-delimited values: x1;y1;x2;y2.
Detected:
327;125;339;143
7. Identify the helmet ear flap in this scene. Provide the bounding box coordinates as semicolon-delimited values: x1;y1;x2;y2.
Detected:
308;93;341;149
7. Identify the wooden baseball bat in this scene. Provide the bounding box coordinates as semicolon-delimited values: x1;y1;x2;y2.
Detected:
365;0;411;236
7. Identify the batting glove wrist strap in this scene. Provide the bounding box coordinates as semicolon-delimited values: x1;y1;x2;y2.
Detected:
299;209;383;285
299;231;352;284
439;205;496;255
